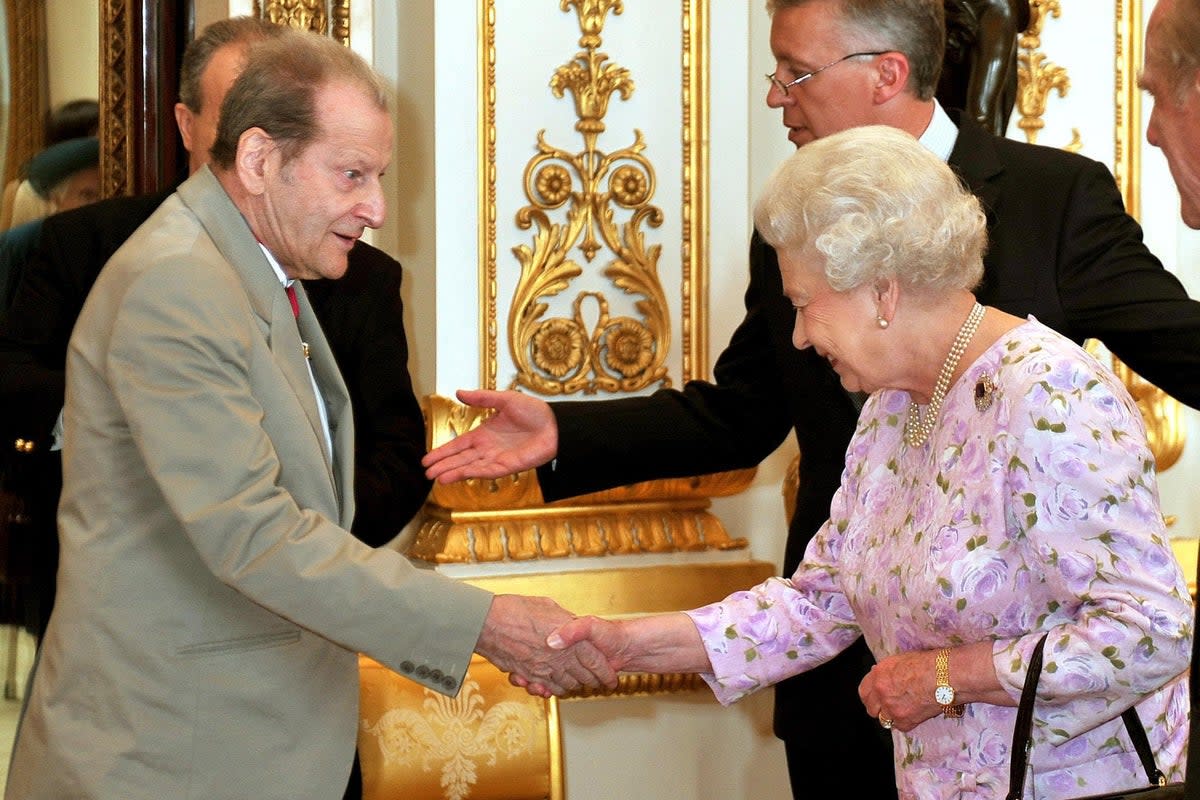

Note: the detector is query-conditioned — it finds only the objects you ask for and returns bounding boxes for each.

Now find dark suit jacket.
[0,191,430,628]
[537,114,1200,753]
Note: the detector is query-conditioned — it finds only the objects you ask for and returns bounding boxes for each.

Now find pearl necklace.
[904,302,985,447]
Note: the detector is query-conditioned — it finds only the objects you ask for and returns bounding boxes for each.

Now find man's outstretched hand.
[422,389,558,484]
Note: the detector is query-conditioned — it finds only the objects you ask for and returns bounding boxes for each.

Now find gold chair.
[358,654,564,800]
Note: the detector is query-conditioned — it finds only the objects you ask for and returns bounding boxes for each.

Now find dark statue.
[938,0,1033,136]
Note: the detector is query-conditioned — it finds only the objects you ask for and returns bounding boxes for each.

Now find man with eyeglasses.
[422,0,1200,796]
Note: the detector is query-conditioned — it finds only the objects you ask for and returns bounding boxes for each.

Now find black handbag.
[1005,612,1199,800]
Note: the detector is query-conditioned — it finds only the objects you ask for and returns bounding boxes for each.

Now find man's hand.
[474,595,618,697]
[422,389,558,484]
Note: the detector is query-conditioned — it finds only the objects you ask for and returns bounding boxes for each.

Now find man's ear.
[174,103,196,153]
[873,52,912,104]
[236,128,274,195]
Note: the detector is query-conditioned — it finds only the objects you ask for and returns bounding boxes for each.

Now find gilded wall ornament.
[252,0,351,45]
[508,2,671,396]
[1015,0,1081,151]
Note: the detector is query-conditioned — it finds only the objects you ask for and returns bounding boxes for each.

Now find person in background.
[22,137,101,219]
[547,124,1192,799]
[1,99,100,231]
[0,137,100,312]
[4,28,616,800]
[422,1,1200,796]
[1140,0,1200,230]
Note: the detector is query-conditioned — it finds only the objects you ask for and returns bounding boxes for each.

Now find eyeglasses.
[765,51,889,96]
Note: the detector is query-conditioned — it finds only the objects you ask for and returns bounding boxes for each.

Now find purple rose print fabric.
[686,319,1192,799]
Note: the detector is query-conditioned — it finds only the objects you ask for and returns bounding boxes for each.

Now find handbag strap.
[1005,632,1174,799]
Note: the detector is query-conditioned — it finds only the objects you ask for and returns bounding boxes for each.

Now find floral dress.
[686,319,1192,799]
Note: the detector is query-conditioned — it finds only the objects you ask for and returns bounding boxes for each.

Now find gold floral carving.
[252,0,351,45]
[480,2,708,388]
[509,3,671,396]
[412,395,754,564]
[1015,0,1080,151]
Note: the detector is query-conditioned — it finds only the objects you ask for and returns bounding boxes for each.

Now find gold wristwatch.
[934,648,965,718]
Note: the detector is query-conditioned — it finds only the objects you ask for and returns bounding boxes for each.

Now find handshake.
[473,594,632,697]
[474,594,707,696]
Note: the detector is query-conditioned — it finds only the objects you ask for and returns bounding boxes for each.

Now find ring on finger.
[879,714,893,730]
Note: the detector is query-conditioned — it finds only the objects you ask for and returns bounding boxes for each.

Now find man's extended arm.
[1052,157,1200,409]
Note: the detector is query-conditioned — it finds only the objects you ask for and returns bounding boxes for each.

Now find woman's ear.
[873,279,900,326]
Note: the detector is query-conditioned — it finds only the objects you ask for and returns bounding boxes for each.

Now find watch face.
[935,685,956,705]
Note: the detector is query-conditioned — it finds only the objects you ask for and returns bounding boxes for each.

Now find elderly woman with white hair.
[546,125,1192,798]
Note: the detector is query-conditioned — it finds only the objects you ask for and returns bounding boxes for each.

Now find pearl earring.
[876,315,889,329]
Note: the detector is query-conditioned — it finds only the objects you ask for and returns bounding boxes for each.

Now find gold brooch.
[974,374,995,411]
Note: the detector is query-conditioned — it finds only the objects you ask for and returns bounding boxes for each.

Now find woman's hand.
[859,641,1014,731]
[859,650,943,731]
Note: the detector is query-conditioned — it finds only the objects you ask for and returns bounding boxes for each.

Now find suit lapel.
[176,168,348,515]
[292,283,355,528]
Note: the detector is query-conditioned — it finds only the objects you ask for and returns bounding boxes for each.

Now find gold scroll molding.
[1114,0,1142,220]
[3,0,44,189]
[411,394,755,564]
[100,0,131,199]
[252,0,351,44]
[479,1,709,389]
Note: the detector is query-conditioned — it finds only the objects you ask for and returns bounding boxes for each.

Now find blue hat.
[27,137,100,197]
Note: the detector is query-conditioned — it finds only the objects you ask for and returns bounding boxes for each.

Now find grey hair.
[210,28,389,170]
[1148,0,1200,101]
[754,125,986,295]
[764,0,945,100]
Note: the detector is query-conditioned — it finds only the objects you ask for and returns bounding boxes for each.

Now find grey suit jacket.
[6,167,493,800]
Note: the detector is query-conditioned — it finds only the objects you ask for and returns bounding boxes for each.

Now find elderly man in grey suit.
[5,29,615,800]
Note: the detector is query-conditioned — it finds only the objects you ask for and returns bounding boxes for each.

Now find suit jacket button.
[415,665,431,678]
[399,660,415,674]
[442,676,458,691]
[430,669,444,682]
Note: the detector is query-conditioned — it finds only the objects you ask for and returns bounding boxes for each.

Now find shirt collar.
[259,243,292,288]
[918,100,958,163]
